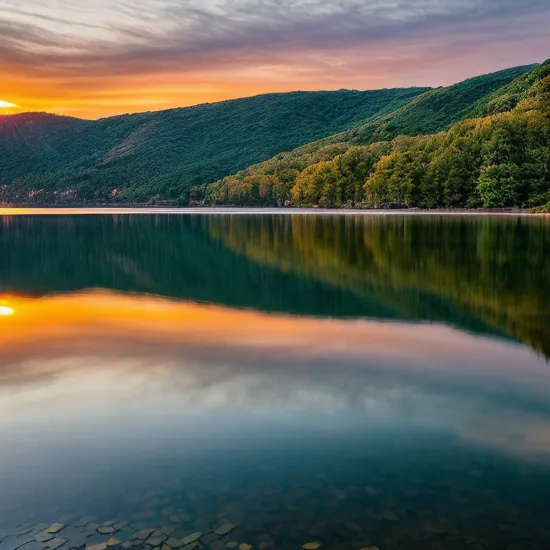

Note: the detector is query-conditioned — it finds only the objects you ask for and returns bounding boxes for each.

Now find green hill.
[0,88,426,204]
[206,62,550,209]
[1,61,547,209]
[334,64,537,145]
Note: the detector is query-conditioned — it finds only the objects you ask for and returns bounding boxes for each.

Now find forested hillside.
[206,62,550,210]
[1,62,547,209]
[0,88,426,204]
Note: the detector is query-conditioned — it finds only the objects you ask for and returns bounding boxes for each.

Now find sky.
[0,0,549,118]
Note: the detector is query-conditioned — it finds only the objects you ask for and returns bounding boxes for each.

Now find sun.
[0,100,17,110]
[0,305,15,316]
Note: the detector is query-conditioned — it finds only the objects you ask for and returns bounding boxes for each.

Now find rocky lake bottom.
[2,427,550,550]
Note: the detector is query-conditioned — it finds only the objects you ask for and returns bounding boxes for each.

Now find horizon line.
[0,60,541,121]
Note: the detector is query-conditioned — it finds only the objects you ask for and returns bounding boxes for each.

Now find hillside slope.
[335,64,537,146]
[0,88,426,204]
[206,62,550,208]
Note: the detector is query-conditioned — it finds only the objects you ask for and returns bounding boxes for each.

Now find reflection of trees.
[0,215,398,318]
[0,214,548,357]
[209,215,550,358]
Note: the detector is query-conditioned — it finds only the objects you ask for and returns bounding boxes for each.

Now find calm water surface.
[1,213,550,550]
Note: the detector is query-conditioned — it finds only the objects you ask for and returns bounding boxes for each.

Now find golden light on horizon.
[0,305,15,316]
[0,100,17,109]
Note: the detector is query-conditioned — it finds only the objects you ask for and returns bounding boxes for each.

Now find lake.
[1,212,550,550]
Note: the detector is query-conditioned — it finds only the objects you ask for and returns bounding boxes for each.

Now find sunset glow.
[0,305,15,316]
[0,100,16,109]
[0,1,549,118]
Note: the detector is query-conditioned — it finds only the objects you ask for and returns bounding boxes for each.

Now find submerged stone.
[98,528,116,535]
[164,539,184,549]
[302,543,322,550]
[146,536,165,547]
[57,528,89,548]
[46,538,68,550]
[199,534,217,546]
[131,530,155,541]
[35,533,56,543]
[214,524,235,536]
[181,533,201,546]
[75,518,97,528]
[152,528,174,538]
[29,523,51,536]
[22,543,49,550]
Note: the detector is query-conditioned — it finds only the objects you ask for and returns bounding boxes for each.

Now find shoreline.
[0,206,546,216]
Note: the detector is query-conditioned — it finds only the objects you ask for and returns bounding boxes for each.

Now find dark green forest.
[0,88,426,204]
[1,62,549,210]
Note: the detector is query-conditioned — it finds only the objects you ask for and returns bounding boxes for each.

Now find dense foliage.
[1,62,547,208]
[206,62,550,208]
[0,88,426,204]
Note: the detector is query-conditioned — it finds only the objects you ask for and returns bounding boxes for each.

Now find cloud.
[2,291,550,462]
[2,0,549,59]
[0,0,549,116]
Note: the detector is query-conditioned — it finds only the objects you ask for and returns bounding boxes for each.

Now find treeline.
[205,70,550,210]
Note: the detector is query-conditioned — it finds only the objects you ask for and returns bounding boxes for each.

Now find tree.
[477,163,520,207]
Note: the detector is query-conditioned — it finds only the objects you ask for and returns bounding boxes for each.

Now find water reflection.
[1,214,549,357]
[1,291,549,463]
[1,213,550,548]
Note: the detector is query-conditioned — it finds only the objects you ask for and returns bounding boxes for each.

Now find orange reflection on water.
[0,305,14,316]
[1,290,550,460]
[0,290,545,379]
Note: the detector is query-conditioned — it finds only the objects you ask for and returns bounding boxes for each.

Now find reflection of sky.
[1,290,550,466]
